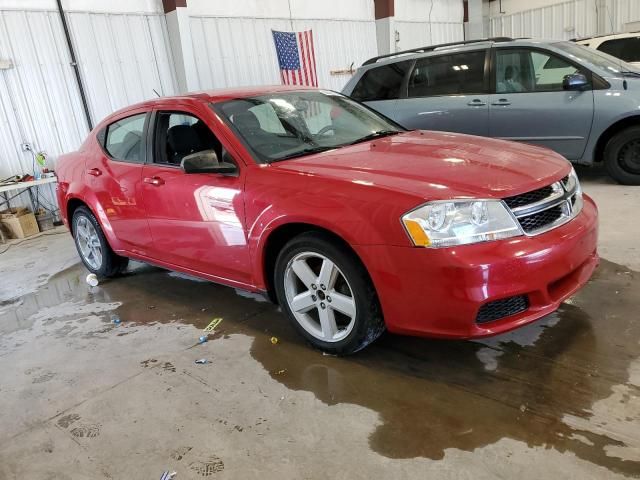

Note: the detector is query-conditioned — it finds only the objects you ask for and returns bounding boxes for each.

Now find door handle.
[87,168,102,177]
[143,176,165,186]
[491,99,511,106]
[467,99,487,106]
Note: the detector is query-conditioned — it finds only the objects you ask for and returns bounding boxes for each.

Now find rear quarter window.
[351,61,412,102]
[104,113,147,162]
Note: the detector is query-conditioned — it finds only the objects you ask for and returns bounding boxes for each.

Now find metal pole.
[56,0,93,131]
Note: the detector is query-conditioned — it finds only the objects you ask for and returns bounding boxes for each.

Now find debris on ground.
[203,317,223,333]
[195,358,209,364]
[198,335,208,344]
[270,336,279,345]
[111,315,121,324]
[274,369,286,375]
[85,273,98,287]
[160,471,177,480]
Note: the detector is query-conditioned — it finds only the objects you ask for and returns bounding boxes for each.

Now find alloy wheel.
[75,216,103,270]
[283,252,357,342]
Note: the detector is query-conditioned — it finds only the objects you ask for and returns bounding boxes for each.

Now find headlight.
[402,200,523,248]
[568,166,583,207]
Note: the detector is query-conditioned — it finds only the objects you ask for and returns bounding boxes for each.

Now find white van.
[575,32,640,67]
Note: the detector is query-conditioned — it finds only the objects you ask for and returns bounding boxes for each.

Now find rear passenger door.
[393,49,490,136]
[489,47,594,160]
[89,110,153,256]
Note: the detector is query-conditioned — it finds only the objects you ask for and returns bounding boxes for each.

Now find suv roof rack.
[362,37,515,66]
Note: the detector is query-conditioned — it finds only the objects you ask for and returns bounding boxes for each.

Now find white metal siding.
[189,16,378,92]
[490,0,640,40]
[0,9,176,182]
[395,21,464,50]
[67,12,178,125]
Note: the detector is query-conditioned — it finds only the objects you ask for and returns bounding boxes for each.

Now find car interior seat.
[167,125,203,165]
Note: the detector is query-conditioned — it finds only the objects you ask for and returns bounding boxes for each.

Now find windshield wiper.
[347,130,401,145]
[621,70,640,77]
[273,146,335,162]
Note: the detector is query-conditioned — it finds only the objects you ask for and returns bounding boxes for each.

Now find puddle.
[1,259,639,476]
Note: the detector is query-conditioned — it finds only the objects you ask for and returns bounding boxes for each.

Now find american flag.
[272,30,318,87]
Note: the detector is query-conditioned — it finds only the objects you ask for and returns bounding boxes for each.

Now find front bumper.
[357,195,599,338]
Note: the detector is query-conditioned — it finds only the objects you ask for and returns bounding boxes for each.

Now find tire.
[603,126,640,185]
[274,232,385,355]
[72,206,128,278]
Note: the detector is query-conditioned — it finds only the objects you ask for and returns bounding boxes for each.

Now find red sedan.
[56,86,599,354]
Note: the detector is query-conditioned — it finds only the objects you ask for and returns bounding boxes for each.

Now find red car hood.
[273,131,571,199]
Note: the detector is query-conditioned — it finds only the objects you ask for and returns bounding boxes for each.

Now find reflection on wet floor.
[0,259,638,476]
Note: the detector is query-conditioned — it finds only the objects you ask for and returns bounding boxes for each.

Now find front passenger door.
[489,48,594,160]
[140,107,252,286]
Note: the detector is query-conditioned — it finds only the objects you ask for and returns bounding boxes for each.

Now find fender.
[63,186,124,252]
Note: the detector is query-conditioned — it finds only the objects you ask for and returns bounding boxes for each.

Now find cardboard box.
[0,207,40,239]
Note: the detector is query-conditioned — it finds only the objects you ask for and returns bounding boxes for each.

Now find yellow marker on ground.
[203,317,223,333]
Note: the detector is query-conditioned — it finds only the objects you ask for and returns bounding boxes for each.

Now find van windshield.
[554,41,638,74]
[214,90,403,163]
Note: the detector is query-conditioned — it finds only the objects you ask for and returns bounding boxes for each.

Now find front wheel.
[603,126,640,185]
[72,206,128,278]
[274,232,385,355]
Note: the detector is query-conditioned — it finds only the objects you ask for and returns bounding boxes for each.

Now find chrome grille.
[503,185,554,209]
[503,174,582,236]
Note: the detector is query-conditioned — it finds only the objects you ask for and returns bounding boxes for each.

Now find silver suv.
[342,37,640,185]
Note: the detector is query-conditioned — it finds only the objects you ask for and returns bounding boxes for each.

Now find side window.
[104,113,146,162]
[496,49,582,93]
[598,37,640,63]
[408,50,486,97]
[153,111,223,166]
[350,61,411,102]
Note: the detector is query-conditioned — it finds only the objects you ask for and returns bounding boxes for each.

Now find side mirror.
[181,150,237,175]
[563,73,589,91]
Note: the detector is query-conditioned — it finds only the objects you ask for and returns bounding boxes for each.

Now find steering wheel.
[316,125,337,136]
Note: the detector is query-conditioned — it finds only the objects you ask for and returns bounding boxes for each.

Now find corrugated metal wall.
[190,16,377,92]
[394,21,463,50]
[395,0,464,50]
[490,0,640,40]
[0,9,176,184]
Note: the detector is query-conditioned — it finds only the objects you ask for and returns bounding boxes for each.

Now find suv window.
[104,113,146,162]
[598,37,640,63]
[351,61,412,102]
[496,49,582,93]
[408,50,486,97]
[153,111,222,166]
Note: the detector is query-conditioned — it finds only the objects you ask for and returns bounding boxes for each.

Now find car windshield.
[214,90,403,163]
[554,41,639,74]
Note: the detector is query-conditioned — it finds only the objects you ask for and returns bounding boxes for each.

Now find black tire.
[274,232,385,355]
[72,206,128,278]
[603,126,640,185]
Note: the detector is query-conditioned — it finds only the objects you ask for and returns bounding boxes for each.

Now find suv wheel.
[604,126,640,185]
[274,232,385,355]
[72,206,128,277]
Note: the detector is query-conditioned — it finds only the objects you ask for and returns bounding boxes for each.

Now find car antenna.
[153,89,161,98]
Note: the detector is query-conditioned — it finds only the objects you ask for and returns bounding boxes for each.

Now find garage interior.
[1,0,640,478]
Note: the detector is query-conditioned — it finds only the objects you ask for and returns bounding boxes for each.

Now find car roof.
[573,31,640,43]
[360,37,568,69]
[103,85,318,124]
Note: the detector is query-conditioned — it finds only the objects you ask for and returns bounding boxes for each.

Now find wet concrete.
[1,252,639,478]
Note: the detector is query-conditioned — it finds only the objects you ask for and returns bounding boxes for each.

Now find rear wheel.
[603,126,640,185]
[274,232,385,355]
[72,206,128,278]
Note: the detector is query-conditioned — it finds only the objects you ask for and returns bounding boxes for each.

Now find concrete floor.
[0,165,639,479]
